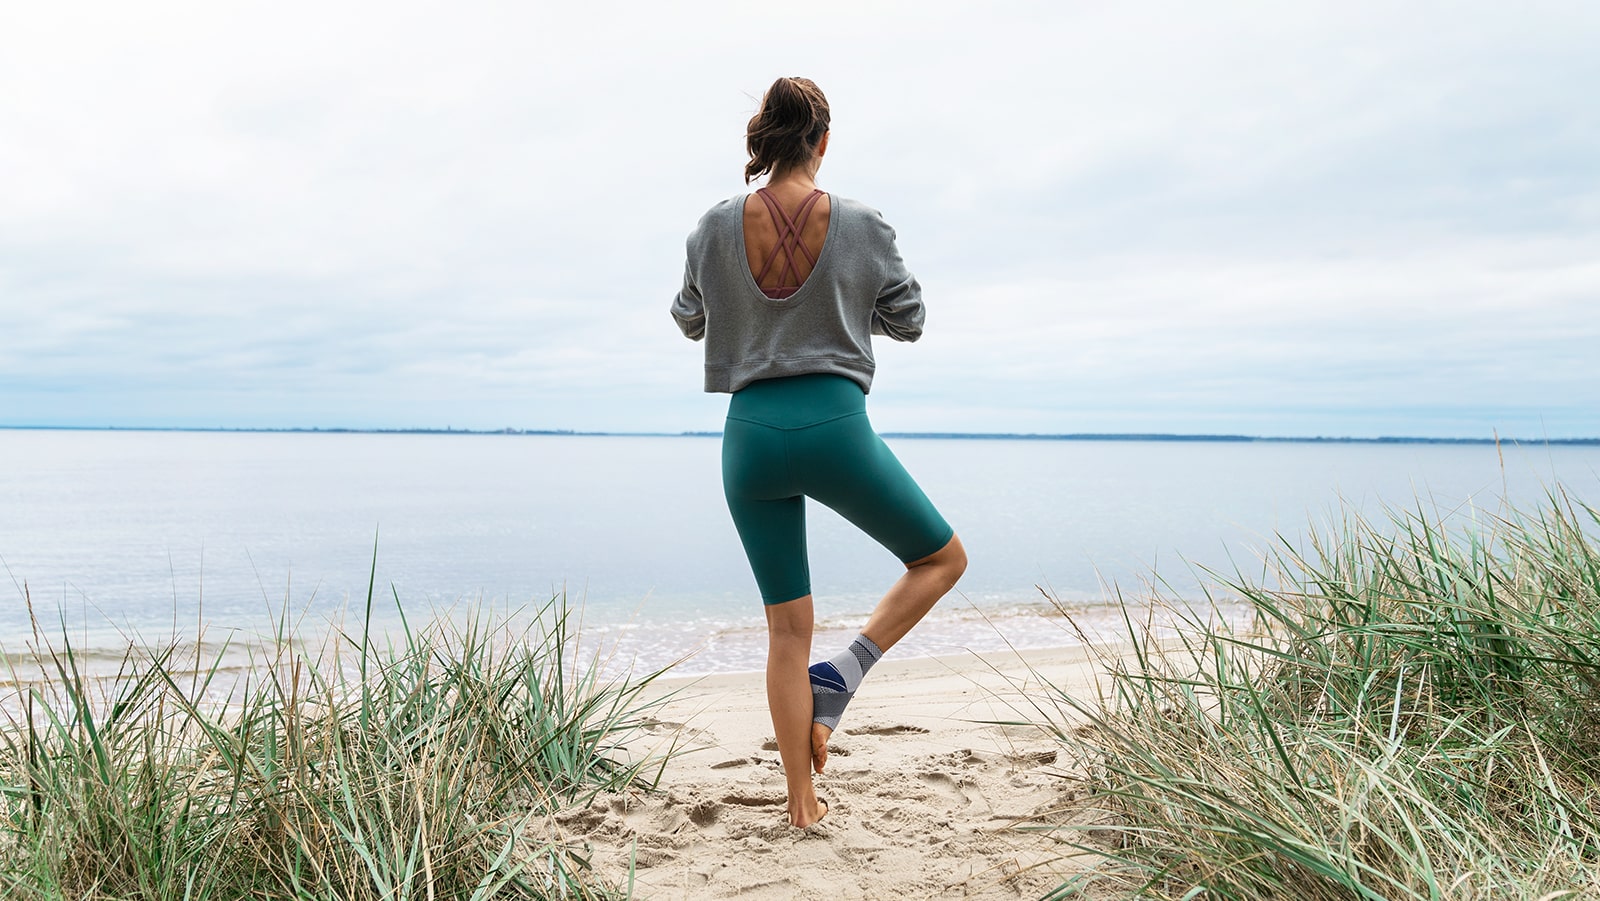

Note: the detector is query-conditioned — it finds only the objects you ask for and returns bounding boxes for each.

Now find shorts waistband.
[726,373,867,430]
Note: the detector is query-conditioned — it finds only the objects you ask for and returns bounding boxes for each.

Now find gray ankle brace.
[808,634,884,732]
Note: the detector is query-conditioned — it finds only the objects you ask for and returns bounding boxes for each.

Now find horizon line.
[2,424,1596,446]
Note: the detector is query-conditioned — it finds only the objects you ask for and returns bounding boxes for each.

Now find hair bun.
[744,77,830,184]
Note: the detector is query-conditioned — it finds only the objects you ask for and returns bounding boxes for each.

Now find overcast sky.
[2,1,1596,438]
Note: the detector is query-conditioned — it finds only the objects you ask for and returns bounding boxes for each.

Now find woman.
[671,77,966,829]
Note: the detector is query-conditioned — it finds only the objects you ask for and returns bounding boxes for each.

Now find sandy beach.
[569,645,1106,899]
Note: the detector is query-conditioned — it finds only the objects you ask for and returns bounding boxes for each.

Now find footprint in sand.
[757,738,851,757]
[642,719,715,744]
[1009,748,1057,767]
[631,846,676,868]
[554,804,610,831]
[846,723,929,736]
[720,791,786,807]
[687,798,722,826]
[921,769,995,819]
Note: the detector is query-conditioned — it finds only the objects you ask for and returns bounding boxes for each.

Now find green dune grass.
[0,587,678,900]
[1021,488,1600,899]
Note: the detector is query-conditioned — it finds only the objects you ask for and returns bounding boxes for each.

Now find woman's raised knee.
[909,534,966,586]
[944,534,968,576]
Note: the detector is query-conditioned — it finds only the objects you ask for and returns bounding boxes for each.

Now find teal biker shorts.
[722,374,955,605]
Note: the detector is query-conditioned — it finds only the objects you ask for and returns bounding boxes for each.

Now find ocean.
[2,429,1595,676]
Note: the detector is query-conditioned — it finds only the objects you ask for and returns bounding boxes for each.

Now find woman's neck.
[766,162,820,193]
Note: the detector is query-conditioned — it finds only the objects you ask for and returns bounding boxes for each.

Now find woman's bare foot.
[789,797,828,829]
[811,722,832,773]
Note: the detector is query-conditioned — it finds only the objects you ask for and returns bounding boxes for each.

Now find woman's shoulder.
[826,194,874,214]
[827,194,898,240]
[700,194,749,224]
[686,194,747,244]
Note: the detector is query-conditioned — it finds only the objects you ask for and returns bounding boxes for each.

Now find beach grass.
[1020,488,1600,899]
[0,587,678,900]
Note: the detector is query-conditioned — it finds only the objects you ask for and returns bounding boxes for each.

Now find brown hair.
[744,77,830,184]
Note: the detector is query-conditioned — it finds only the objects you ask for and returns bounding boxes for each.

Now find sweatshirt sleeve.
[869,214,925,342]
[670,257,706,341]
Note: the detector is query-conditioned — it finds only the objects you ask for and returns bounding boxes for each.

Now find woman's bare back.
[743,186,831,297]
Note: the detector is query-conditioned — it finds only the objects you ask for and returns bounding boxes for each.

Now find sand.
[565,645,1107,899]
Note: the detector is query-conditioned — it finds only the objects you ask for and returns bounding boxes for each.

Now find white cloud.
[2,1,1597,436]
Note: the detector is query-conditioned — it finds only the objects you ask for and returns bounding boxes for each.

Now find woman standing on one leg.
[671,77,967,829]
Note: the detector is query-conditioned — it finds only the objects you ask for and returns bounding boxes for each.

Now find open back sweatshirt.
[670,193,925,394]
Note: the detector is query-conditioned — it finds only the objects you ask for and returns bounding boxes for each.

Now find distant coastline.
[2,424,1596,446]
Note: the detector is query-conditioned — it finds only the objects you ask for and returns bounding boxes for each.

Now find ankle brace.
[808,634,884,732]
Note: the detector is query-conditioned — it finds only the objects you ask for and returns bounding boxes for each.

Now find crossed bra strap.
[753,188,824,299]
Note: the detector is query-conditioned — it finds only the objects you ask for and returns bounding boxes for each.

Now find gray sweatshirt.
[671,193,924,394]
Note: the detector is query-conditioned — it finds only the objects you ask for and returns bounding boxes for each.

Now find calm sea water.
[2,429,1596,675]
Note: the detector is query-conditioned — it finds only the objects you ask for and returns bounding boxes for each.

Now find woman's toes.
[811,722,832,773]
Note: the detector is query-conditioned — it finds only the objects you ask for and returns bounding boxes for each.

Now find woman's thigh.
[792,414,954,565]
[723,418,811,605]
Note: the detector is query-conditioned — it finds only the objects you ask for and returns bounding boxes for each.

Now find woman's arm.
[670,261,706,341]
[870,215,925,342]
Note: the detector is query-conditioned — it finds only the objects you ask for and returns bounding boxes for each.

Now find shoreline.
[0,594,1170,684]
[5,423,1598,444]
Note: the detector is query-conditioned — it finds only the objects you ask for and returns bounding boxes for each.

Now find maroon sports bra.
[751,188,825,299]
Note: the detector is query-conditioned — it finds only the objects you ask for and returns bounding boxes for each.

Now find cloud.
[1,1,1596,436]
